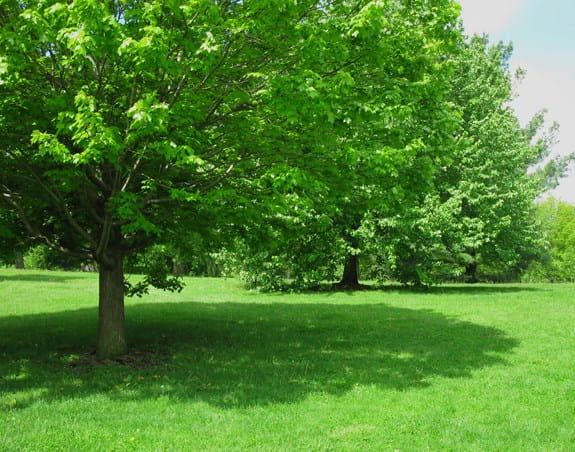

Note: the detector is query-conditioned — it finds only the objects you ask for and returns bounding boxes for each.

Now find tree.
[233,0,464,290]
[378,36,573,285]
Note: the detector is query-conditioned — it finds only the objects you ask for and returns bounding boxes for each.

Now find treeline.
[5,197,574,286]
[1,32,574,288]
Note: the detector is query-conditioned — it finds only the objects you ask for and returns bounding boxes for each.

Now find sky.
[457,0,575,204]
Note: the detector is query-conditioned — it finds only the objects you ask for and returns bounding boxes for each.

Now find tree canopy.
[234,34,573,289]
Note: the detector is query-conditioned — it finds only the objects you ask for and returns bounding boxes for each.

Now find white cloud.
[510,62,575,203]
[550,170,575,205]
[457,0,525,35]
[511,61,575,151]
[457,0,575,204]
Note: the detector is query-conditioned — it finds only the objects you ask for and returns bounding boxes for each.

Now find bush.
[24,245,82,270]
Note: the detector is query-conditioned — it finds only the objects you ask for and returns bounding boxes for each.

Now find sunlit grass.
[1,269,574,450]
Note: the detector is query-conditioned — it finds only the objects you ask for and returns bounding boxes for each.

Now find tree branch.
[12,157,98,249]
[1,190,92,261]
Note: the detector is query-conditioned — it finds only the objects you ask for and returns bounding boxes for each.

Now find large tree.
[0,0,366,356]
[232,0,463,290]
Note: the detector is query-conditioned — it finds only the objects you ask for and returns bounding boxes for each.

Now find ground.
[1,269,574,450]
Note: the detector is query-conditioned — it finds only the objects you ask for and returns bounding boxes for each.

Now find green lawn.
[1,269,574,451]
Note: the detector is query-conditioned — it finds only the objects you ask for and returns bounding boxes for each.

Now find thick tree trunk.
[97,250,127,358]
[338,253,361,288]
[14,251,24,269]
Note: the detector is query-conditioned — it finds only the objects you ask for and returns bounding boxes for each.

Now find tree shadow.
[378,285,546,295]
[312,283,545,296]
[0,301,518,409]
[0,273,88,283]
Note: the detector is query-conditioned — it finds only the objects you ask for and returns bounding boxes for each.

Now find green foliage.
[523,198,575,282]
[0,208,30,265]
[0,0,462,298]
[370,196,466,286]
[234,0,464,289]
[123,245,185,298]
[230,178,346,290]
[235,229,345,292]
[23,244,82,270]
[381,36,570,286]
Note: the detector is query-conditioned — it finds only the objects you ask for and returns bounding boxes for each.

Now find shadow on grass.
[0,301,518,409]
[0,273,89,283]
[380,285,545,295]
[310,284,545,296]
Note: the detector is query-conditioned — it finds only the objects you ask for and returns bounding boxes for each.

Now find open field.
[1,269,574,451]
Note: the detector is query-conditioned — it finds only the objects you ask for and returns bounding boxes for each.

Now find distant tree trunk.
[81,262,98,272]
[338,253,361,288]
[172,260,187,276]
[206,258,220,277]
[97,248,127,358]
[14,250,24,269]
[465,261,479,283]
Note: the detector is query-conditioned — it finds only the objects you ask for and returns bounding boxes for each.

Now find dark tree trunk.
[97,249,127,358]
[465,261,479,283]
[14,250,24,269]
[338,253,361,288]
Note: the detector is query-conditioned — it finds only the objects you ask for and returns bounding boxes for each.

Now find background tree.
[377,36,573,286]
[524,198,575,282]
[234,0,463,290]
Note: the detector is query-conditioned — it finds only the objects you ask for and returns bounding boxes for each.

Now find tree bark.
[338,253,361,288]
[97,249,127,358]
[14,250,24,269]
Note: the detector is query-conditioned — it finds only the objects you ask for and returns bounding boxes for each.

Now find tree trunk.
[465,261,479,283]
[338,253,361,288]
[14,250,24,269]
[97,250,127,358]
[172,260,187,276]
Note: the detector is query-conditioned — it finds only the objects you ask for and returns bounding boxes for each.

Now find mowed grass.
[0,269,574,451]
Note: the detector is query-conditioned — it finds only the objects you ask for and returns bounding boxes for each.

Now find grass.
[0,269,574,451]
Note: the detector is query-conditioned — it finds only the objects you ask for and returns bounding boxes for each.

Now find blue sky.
[458,0,575,204]
[495,0,575,69]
